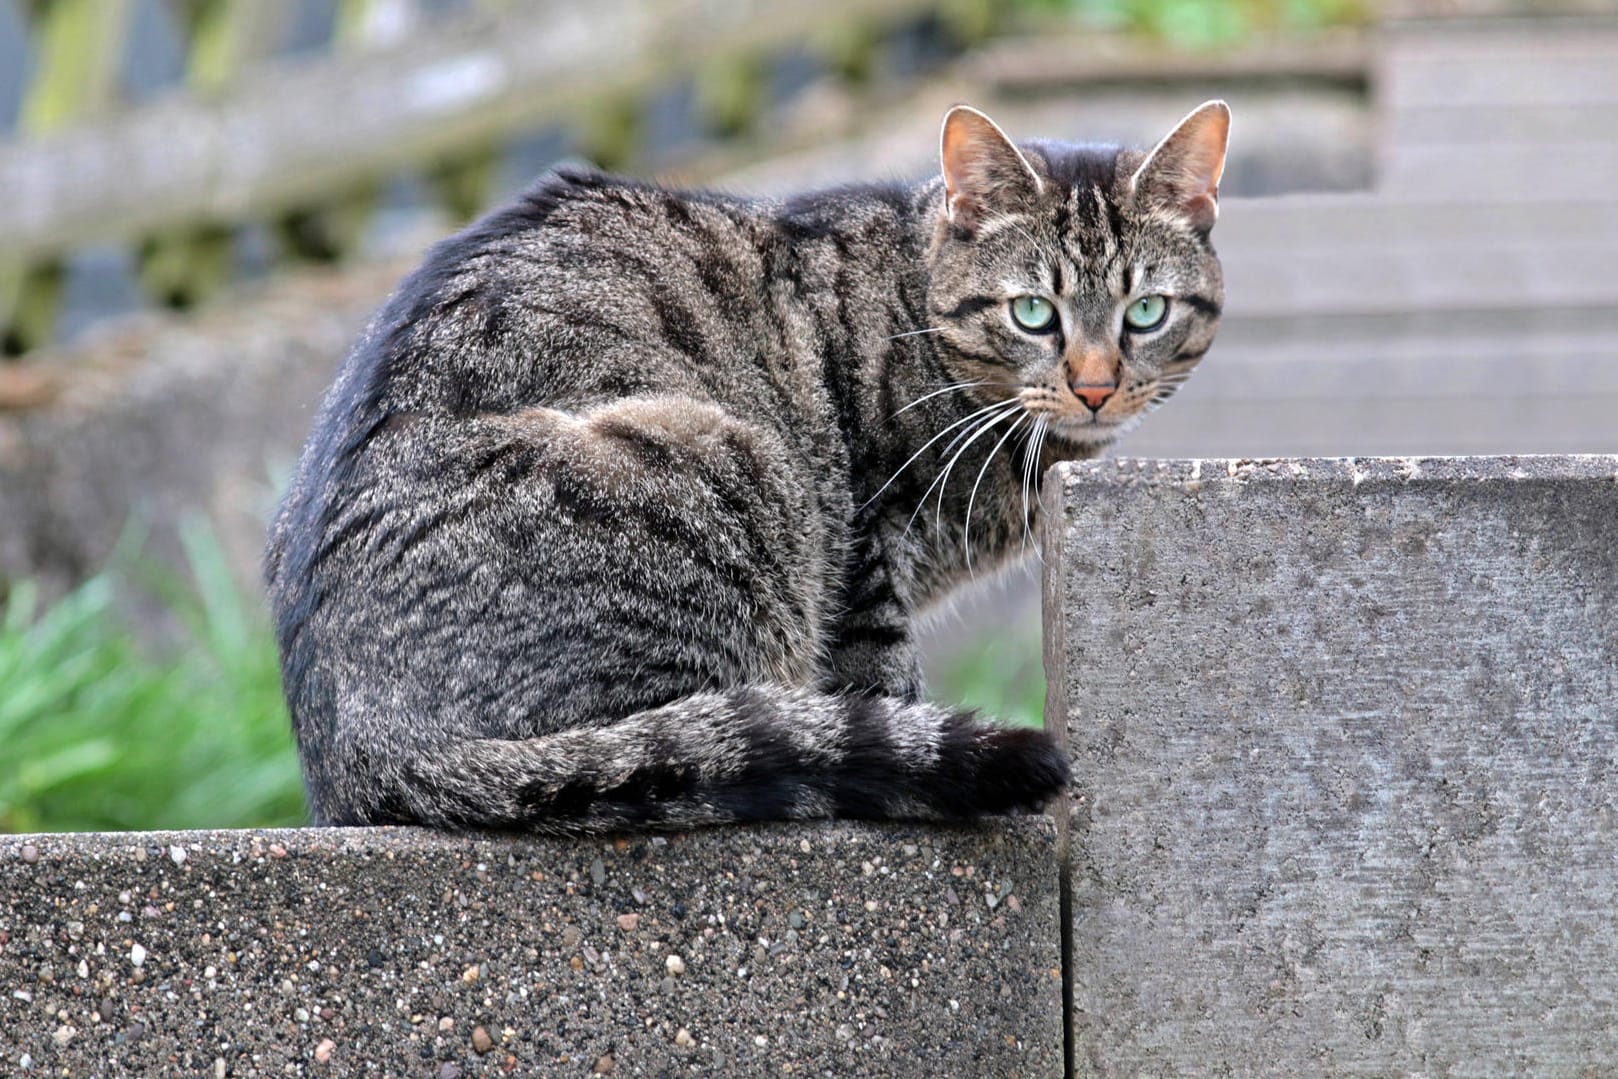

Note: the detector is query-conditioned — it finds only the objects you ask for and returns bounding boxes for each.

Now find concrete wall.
[8,453,1616,1077]
[1045,454,1618,1076]
[0,822,1062,1077]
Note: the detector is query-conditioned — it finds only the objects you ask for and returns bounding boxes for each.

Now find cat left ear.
[1130,100,1231,232]
[940,105,1043,228]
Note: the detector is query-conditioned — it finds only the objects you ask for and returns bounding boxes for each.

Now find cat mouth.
[1044,413,1121,444]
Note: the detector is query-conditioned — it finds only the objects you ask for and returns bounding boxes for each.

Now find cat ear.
[1130,100,1230,232]
[940,105,1043,228]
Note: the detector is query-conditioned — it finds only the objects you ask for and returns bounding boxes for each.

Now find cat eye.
[1010,295,1057,333]
[1123,295,1169,332]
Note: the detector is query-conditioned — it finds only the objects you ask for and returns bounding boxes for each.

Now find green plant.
[1016,0,1370,48]
[0,522,304,833]
[931,617,1047,729]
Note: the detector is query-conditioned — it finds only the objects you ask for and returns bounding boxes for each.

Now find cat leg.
[822,535,925,700]
[821,620,922,701]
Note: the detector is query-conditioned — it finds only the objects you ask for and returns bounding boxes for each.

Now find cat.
[264,101,1229,832]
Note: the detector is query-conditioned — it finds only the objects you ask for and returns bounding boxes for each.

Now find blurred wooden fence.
[0,0,993,356]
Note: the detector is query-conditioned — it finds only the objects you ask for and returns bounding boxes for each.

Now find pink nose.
[1071,382,1117,410]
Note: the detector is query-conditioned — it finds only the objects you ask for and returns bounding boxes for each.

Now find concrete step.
[1126,391,1618,458]
[1220,239,1618,317]
[1192,328,1618,400]
[0,823,1064,1076]
[1375,143,1618,201]
[1219,195,1618,251]
[1379,18,1618,111]
[1046,454,1618,1074]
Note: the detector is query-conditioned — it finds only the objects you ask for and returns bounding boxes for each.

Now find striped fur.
[264,103,1229,831]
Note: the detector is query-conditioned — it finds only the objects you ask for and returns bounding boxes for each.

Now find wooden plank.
[269,0,388,263]
[137,0,290,307]
[0,0,940,263]
[0,0,133,354]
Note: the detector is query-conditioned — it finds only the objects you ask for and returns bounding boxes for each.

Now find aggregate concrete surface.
[1046,454,1618,1076]
[0,821,1061,1077]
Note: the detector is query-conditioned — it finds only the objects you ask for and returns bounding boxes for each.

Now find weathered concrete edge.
[1057,453,1618,491]
[1039,473,1076,1079]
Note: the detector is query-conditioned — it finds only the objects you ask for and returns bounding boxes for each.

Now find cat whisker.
[885,327,947,341]
[964,413,1028,578]
[890,379,988,419]
[1019,415,1047,555]
[935,397,1016,462]
[904,400,1022,539]
[861,395,1018,511]
[1029,417,1052,564]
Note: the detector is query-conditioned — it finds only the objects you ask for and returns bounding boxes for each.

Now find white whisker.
[905,401,1022,539]
[1020,415,1047,554]
[861,396,1017,511]
[964,413,1027,578]
[935,398,1013,461]
[885,327,947,341]
[890,379,987,419]
[1030,418,1051,564]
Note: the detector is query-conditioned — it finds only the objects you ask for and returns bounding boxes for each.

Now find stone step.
[1044,454,1618,1075]
[1189,329,1618,400]
[1379,18,1618,111]
[1375,143,1618,201]
[1219,239,1618,317]
[1219,195,1618,250]
[0,823,1063,1077]
[1126,392,1618,458]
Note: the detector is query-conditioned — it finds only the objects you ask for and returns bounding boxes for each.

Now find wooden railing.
[0,0,994,356]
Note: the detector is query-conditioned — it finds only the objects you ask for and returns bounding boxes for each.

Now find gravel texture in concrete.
[1045,454,1618,1076]
[0,821,1061,1077]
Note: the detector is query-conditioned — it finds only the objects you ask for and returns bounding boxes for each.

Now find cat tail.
[386,686,1069,834]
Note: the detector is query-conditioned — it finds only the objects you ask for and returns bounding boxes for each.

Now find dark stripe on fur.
[935,295,999,320]
[383,686,1068,834]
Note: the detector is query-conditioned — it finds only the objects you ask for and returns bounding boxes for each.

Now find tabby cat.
[265,101,1230,831]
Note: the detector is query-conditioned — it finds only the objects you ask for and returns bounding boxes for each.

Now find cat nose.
[1069,381,1117,411]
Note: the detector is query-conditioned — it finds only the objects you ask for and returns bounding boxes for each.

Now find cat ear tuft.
[1130,100,1230,232]
[940,105,1043,228]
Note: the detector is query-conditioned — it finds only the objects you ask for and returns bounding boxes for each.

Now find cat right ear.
[940,105,1043,229]
[1130,100,1231,232]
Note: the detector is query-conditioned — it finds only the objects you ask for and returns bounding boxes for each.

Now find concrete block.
[1044,455,1618,1076]
[0,822,1062,1077]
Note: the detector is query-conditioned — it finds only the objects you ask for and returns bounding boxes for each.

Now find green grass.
[0,523,304,834]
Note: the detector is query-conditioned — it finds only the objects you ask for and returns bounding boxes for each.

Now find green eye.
[1010,296,1056,332]
[1124,295,1168,332]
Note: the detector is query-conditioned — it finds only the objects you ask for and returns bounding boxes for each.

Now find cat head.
[925,101,1229,449]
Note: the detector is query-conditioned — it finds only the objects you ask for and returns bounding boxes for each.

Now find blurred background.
[1,0,1614,832]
